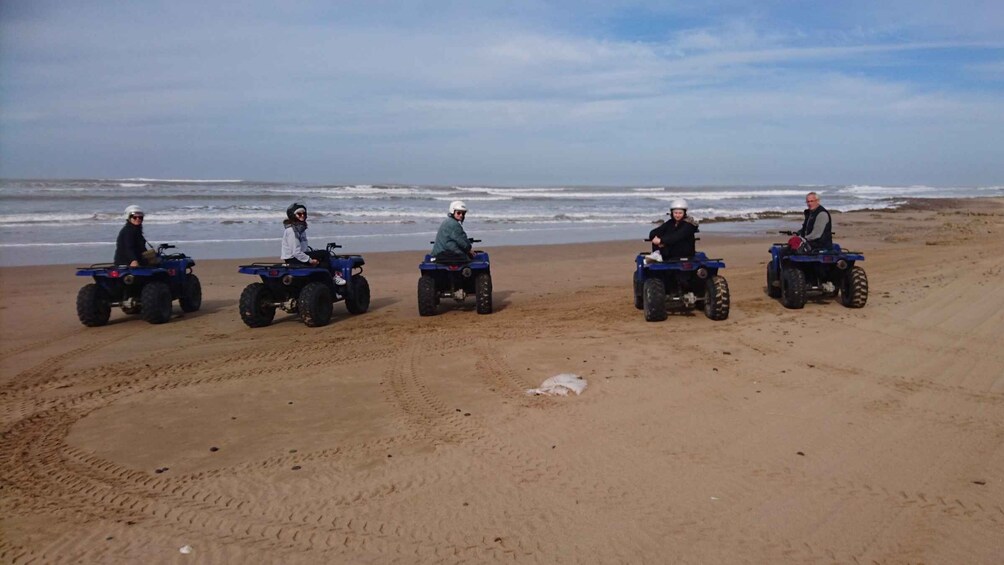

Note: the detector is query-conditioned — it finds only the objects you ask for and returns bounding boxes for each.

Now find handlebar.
[469,238,481,243]
[326,242,343,249]
[157,244,176,251]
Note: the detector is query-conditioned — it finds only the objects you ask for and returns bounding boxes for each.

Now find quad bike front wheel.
[345,275,371,314]
[704,275,730,321]
[77,283,112,327]
[643,277,668,322]
[781,268,807,309]
[299,282,333,327]
[633,274,643,310]
[180,274,202,313]
[840,266,868,308]
[475,272,493,315]
[239,282,276,328]
[140,281,173,324]
[417,274,438,316]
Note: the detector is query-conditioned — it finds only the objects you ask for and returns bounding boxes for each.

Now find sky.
[1,0,1002,186]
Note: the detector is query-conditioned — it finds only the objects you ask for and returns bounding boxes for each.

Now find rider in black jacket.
[114,205,149,266]
[648,198,699,261]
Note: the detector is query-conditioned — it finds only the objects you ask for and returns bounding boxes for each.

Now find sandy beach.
[1,198,1002,564]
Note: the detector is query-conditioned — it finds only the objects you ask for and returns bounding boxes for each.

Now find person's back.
[432,200,472,260]
[114,205,148,266]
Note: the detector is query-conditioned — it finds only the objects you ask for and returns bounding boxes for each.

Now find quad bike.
[632,241,730,322]
[75,243,201,326]
[766,231,867,309]
[417,239,492,316]
[237,242,370,327]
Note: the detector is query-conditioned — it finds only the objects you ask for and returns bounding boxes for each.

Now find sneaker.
[333,273,347,286]
[645,250,663,263]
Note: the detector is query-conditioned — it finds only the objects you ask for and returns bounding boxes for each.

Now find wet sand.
[1,198,1003,563]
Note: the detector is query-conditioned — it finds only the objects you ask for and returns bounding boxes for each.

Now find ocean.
[1,179,1001,266]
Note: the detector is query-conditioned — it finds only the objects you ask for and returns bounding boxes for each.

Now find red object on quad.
[788,236,805,251]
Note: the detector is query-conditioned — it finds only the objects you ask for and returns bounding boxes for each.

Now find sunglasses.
[130,215,144,220]
[295,212,307,217]
[454,210,467,216]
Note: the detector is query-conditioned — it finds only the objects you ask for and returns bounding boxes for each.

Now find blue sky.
[1,0,1002,185]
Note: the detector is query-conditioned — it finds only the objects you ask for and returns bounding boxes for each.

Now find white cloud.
[1,1,1002,183]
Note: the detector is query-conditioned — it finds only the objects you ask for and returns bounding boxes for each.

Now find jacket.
[798,205,832,250]
[648,216,699,258]
[114,222,148,265]
[431,216,472,256]
[281,221,311,262]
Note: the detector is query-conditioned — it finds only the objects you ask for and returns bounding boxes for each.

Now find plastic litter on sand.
[526,374,587,396]
[179,545,193,554]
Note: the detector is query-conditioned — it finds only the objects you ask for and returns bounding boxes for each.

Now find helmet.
[124,204,144,219]
[448,200,468,214]
[668,198,688,212]
[286,202,307,222]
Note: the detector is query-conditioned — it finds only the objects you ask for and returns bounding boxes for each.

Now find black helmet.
[286,202,307,222]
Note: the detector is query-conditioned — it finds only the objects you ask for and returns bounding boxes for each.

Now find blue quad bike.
[766,231,868,309]
[75,243,202,326]
[237,243,370,328]
[632,243,730,322]
[417,239,492,316]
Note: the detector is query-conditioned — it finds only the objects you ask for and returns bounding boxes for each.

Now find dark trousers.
[286,250,330,269]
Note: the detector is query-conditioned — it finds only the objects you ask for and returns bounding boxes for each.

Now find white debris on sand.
[525,374,587,396]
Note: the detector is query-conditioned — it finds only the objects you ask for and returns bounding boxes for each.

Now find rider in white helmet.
[431,200,474,260]
[115,204,150,266]
[646,198,699,262]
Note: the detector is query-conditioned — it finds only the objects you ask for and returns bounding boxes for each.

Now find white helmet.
[448,200,468,214]
[124,204,144,219]
[668,198,688,212]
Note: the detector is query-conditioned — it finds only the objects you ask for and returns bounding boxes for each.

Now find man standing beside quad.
[432,200,474,261]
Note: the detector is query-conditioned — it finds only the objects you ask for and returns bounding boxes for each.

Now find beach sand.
[2,198,1002,564]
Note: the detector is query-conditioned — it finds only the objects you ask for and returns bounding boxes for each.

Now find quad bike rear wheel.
[345,275,371,314]
[417,274,438,316]
[239,282,276,328]
[180,274,202,313]
[299,282,333,327]
[781,268,807,309]
[140,281,173,324]
[840,266,868,308]
[643,277,668,322]
[766,263,781,298]
[704,275,731,321]
[475,272,493,315]
[77,283,112,327]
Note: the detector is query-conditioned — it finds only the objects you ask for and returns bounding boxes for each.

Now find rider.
[114,204,150,267]
[432,200,474,261]
[795,191,832,252]
[281,202,345,285]
[646,199,698,262]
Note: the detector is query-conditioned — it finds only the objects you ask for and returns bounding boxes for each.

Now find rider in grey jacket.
[432,200,473,259]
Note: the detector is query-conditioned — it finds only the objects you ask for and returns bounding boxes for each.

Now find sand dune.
[1,199,1002,563]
